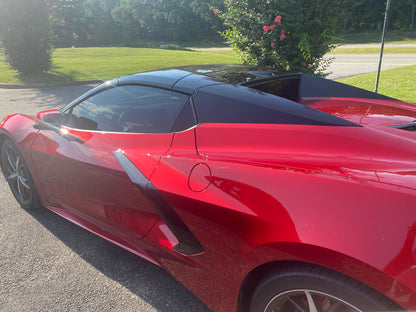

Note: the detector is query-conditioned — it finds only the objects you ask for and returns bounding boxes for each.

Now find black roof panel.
[119,70,192,90]
[193,84,358,127]
[172,74,220,93]
[298,73,396,101]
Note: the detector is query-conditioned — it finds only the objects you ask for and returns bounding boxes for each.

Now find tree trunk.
[411,4,415,29]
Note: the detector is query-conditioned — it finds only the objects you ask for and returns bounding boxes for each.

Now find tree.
[347,0,386,31]
[111,0,223,45]
[341,0,416,31]
[219,0,352,75]
[0,0,52,75]
[390,0,416,30]
[49,0,121,47]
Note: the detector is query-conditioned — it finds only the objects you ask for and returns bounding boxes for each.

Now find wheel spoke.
[17,177,25,202]
[6,149,16,171]
[7,172,17,180]
[288,297,307,312]
[305,291,318,312]
[2,141,36,207]
[19,176,31,191]
[15,155,20,172]
[265,290,363,312]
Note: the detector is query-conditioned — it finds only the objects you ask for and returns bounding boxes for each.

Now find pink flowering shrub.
[217,0,343,75]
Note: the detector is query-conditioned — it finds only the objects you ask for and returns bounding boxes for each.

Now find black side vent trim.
[112,150,204,255]
[388,123,416,132]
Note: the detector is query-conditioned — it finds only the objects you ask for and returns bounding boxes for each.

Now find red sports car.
[1,66,416,312]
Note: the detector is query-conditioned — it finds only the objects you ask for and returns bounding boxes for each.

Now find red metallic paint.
[301,97,416,127]
[2,98,416,311]
[35,109,61,122]
[147,125,416,311]
[188,163,211,192]
[29,126,174,239]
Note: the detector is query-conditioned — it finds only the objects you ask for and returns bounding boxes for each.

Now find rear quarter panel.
[149,123,416,311]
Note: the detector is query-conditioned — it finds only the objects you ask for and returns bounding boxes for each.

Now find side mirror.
[33,109,85,144]
[33,110,61,131]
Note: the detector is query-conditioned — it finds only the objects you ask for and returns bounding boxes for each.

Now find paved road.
[338,43,416,48]
[326,53,416,79]
[194,46,416,80]
[0,86,212,312]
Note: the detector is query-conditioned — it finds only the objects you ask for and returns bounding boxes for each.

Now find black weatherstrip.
[112,150,204,255]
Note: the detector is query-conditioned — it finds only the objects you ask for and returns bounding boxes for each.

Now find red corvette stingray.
[1,66,416,312]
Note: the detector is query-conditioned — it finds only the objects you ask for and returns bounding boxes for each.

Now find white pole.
[375,0,392,93]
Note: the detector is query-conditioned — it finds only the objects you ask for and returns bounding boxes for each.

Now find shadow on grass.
[18,68,85,84]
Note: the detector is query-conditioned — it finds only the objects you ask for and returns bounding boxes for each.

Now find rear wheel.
[1,139,39,209]
[249,265,403,312]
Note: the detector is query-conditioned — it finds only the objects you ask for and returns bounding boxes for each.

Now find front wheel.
[1,139,39,209]
[249,265,403,312]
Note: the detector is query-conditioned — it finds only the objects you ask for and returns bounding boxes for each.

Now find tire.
[1,139,40,209]
[249,264,403,312]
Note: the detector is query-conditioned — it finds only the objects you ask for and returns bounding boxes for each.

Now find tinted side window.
[62,86,189,133]
[251,78,300,101]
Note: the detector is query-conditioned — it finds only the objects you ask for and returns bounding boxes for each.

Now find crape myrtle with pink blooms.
[216,0,349,76]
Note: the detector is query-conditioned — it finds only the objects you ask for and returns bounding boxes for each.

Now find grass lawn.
[337,64,416,103]
[0,47,238,85]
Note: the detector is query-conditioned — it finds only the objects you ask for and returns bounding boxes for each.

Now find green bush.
[218,0,348,75]
[0,0,51,75]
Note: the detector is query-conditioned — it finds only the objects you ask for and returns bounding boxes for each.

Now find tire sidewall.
[250,270,395,312]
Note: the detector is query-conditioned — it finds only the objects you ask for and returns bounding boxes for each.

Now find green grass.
[332,31,416,44]
[1,46,415,103]
[330,47,416,54]
[0,54,19,84]
[0,47,238,85]
[198,49,236,56]
[337,64,416,103]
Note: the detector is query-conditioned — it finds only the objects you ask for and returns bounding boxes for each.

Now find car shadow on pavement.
[35,85,97,107]
[0,85,99,118]
[31,84,99,109]
[26,205,212,312]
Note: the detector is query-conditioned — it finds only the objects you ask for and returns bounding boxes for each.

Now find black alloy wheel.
[249,264,404,312]
[1,139,39,209]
